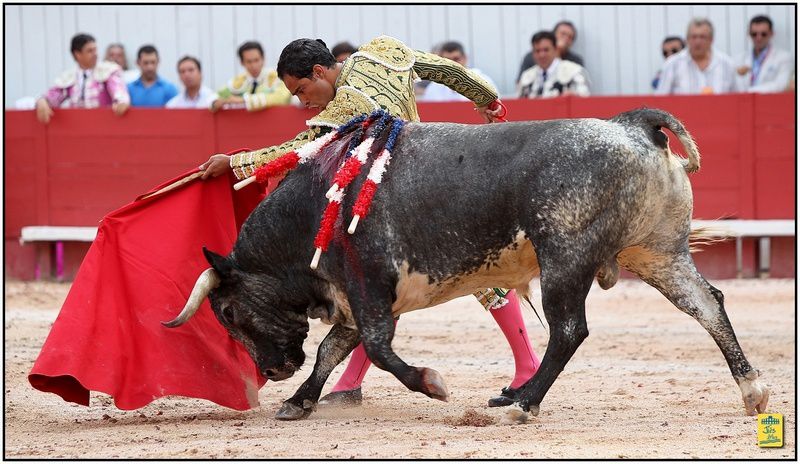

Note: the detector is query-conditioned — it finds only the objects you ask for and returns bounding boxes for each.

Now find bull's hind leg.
[503,258,596,424]
[619,247,769,415]
[275,324,361,420]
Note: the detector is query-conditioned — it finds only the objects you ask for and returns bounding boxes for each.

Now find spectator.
[127,45,178,107]
[553,20,584,66]
[166,56,215,109]
[517,20,583,82]
[652,36,686,90]
[104,43,139,83]
[35,33,130,124]
[655,18,737,95]
[418,41,498,102]
[330,41,358,62]
[518,31,590,98]
[210,41,292,112]
[734,15,793,93]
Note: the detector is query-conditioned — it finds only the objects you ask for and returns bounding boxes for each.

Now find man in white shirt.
[166,56,215,109]
[517,31,590,98]
[735,15,793,93]
[418,41,498,102]
[655,18,737,95]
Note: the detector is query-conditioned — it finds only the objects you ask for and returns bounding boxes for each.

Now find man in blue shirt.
[127,45,178,107]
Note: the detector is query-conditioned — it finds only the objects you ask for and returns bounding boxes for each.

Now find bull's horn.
[161,268,221,328]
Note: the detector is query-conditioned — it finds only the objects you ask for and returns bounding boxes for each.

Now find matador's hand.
[199,154,232,179]
[475,101,505,123]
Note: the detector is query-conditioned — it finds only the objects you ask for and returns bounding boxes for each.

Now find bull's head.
[163,248,309,382]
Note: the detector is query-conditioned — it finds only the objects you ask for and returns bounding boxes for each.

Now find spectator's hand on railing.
[199,154,232,180]
[36,99,53,124]
[210,98,225,113]
[210,96,246,113]
[112,102,130,117]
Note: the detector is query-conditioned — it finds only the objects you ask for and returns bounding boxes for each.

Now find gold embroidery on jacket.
[308,86,380,128]
[412,51,498,106]
[230,35,496,178]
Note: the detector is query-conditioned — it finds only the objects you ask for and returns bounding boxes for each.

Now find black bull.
[165,108,769,423]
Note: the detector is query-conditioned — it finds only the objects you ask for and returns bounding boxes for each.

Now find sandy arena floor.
[4,278,795,459]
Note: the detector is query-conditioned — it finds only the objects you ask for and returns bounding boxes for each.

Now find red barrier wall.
[4,94,795,280]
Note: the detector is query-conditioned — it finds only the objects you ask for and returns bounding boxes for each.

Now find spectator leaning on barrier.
[418,41,498,102]
[330,41,358,62]
[166,56,215,109]
[652,36,685,90]
[210,41,292,112]
[734,15,793,93]
[517,20,584,83]
[655,18,737,95]
[104,43,140,84]
[127,45,178,107]
[35,33,130,124]
[518,30,590,98]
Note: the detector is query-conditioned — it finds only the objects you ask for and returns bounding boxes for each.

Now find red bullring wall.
[5,93,795,280]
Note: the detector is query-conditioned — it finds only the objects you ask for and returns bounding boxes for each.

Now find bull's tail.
[613,108,701,173]
[688,223,734,253]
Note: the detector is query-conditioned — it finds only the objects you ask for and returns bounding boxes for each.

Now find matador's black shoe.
[487,386,519,407]
[318,387,363,407]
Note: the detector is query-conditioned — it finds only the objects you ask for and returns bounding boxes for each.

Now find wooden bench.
[19,226,98,280]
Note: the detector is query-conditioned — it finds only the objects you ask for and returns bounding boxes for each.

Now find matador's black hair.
[277,38,337,80]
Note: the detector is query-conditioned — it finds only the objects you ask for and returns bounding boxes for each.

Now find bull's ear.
[203,247,233,277]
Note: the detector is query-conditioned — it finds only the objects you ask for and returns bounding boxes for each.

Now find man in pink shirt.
[36,33,130,124]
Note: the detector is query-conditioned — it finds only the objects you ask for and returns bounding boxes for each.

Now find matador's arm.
[229,85,375,180]
[412,51,498,106]
[229,127,322,180]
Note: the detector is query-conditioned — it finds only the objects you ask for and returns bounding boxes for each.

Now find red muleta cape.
[28,169,269,410]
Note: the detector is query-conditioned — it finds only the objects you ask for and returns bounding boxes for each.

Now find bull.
[165,108,769,423]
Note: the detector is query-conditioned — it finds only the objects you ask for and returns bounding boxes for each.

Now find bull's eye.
[221,305,235,325]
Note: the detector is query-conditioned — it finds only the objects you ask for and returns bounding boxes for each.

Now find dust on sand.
[4,279,795,459]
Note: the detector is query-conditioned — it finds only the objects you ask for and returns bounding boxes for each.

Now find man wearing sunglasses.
[652,36,685,90]
[655,18,737,95]
[735,15,793,93]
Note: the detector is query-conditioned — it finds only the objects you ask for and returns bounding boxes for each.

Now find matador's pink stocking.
[330,319,398,393]
[489,289,541,389]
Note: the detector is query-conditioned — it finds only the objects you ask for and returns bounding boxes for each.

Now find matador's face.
[283,65,336,110]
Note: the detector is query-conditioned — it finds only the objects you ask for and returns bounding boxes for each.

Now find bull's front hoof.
[738,370,770,416]
[275,400,315,421]
[418,367,449,402]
